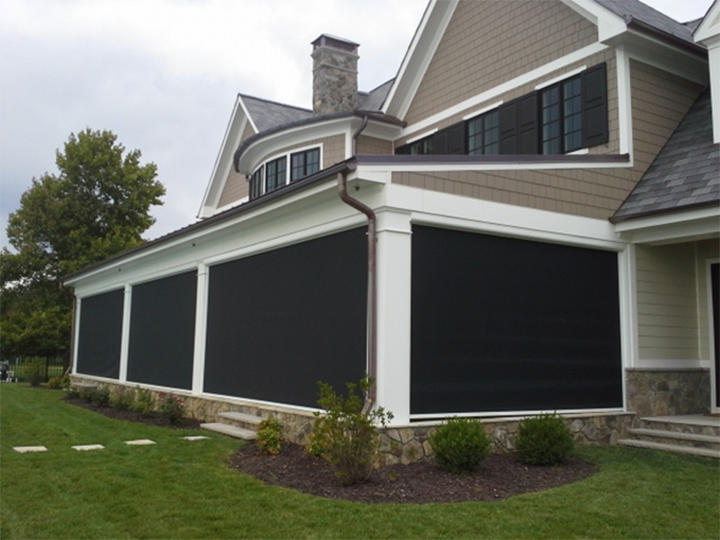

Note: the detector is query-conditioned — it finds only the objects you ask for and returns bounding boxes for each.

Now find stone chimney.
[311,34,359,116]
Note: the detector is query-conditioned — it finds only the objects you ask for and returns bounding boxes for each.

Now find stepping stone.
[125,439,155,446]
[14,446,48,453]
[72,444,104,451]
[181,435,210,441]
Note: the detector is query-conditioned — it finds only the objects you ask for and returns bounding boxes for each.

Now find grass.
[1,383,718,539]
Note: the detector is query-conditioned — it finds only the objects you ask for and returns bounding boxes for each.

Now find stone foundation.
[625,368,710,418]
[376,413,634,466]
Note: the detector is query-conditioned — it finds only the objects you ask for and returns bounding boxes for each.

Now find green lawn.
[1,384,718,540]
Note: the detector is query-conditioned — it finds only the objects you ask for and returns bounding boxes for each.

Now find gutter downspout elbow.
[338,115,377,415]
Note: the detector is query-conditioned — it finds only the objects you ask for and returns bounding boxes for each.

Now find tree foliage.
[0,128,165,358]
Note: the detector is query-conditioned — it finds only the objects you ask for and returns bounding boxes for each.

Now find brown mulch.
[63,392,597,504]
[230,442,597,504]
[63,396,203,429]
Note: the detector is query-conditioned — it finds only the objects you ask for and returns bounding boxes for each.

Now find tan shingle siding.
[356,136,392,155]
[217,170,248,208]
[636,244,701,361]
[405,0,597,126]
[241,121,256,143]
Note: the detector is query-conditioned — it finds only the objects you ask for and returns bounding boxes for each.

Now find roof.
[593,0,699,43]
[612,89,719,222]
[240,95,312,133]
[358,79,394,111]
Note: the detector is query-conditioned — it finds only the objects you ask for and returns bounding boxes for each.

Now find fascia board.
[614,206,720,245]
[694,0,720,43]
[198,96,249,219]
[560,0,627,41]
[382,0,458,120]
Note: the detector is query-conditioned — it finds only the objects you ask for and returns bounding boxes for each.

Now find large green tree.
[0,128,165,359]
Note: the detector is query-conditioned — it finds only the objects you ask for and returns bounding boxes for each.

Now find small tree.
[311,378,393,485]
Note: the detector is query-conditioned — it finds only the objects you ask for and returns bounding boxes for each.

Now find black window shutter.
[433,128,449,154]
[582,62,608,148]
[446,123,466,155]
[395,144,410,155]
[499,100,518,154]
[517,93,539,154]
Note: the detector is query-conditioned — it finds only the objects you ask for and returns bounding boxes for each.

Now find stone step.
[217,411,263,429]
[629,428,720,451]
[639,416,720,437]
[200,422,256,440]
[618,438,720,459]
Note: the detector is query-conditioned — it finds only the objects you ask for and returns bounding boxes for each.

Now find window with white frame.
[248,146,321,200]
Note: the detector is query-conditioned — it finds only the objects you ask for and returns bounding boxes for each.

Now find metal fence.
[2,356,68,383]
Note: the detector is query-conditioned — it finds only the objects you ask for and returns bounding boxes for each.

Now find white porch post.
[119,284,132,382]
[192,263,209,395]
[375,209,413,425]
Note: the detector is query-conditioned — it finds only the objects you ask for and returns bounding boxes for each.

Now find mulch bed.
[64,397,203,429]
[63,392,597,504]
[230,442,597,504]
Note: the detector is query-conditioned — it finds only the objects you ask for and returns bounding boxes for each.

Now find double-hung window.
[264,156,287,194]
[248,146,322,201]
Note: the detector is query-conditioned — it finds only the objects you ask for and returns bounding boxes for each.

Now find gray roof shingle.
[612,89,719,221]
[593,0,699,43]
[240,95,312,133]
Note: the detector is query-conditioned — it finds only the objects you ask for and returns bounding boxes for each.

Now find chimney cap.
[311,34,359,53]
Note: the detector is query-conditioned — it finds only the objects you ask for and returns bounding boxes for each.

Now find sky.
[0,0,714,250]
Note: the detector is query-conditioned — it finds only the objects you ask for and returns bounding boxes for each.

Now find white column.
[374,209,413,425]
[192,263,209,395]
[119,284,132,382]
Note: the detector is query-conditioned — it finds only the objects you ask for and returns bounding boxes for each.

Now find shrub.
[23,358,46,386]
[47,375,70,389]
[132,387,155,415]
[515,413,574,466]
[89,387,111,407]
[311,377,393,486]
[65,386,82,399]
[109,387,136,411]
[256,418,283,455]
[429,417,492,473]
[157,393,186,424]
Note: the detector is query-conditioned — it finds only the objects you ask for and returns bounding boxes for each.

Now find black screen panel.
[204,228,367,408]
[76,289,124,379]
[411,226,622,414]
[127,271,197,389]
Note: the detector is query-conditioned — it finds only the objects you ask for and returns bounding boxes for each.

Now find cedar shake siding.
[636,244,700,361]
[356,135,393,155]
[217,169,248,208]
[405,0,597,126]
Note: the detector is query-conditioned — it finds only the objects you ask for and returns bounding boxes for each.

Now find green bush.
[515,413,574,466]
[65,386,82,399]
[47,375,70,389]
[89,387,111,407]
[23,358,46,386]
[311,377,393,486]
[109,387,136,411]
[429,417,492,473]
[157,393,186,424]
[256,418,283,455]
[131,387,155,415]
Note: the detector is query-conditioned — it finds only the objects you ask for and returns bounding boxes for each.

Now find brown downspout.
[338,115,376,414]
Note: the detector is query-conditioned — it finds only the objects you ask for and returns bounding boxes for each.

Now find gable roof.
[240,95,312,134]
[612,89,719,222]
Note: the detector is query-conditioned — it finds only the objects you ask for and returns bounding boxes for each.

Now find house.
[65,0,719,459]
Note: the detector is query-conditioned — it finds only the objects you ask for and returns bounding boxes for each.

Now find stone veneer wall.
[70,376,635,466]
[625,368,711,419]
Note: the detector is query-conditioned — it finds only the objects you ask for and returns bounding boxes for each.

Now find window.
[249,167,263,200]
[541,75,582,154]
[265,156,286,194]
[467,110,499,155]
[248,146,322,200]
[290,148,320,182]
[395,63,608,157]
